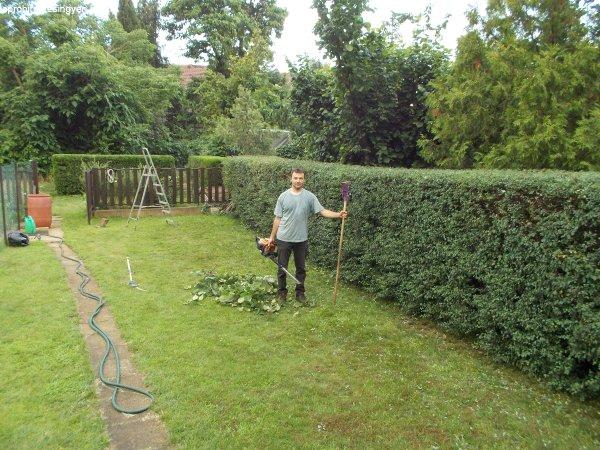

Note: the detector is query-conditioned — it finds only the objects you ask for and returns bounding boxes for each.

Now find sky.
[32,0,489,71]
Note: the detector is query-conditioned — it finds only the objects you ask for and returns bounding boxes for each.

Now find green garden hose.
[47,234,154,414]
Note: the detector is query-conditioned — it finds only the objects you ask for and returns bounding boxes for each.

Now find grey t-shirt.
[274,189,324,242]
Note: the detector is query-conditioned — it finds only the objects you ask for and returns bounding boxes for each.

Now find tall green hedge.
[187,155,225,168]
[188,155,225,186]
[223,156,600,399]
[52,154,176,195]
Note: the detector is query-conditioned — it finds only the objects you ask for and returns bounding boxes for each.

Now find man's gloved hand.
[258,237,276,255]
[265,238,276,252]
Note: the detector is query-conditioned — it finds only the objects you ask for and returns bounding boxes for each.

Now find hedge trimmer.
[255,237,300,284]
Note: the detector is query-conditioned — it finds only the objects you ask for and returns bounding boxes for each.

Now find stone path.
[42,218,170,449]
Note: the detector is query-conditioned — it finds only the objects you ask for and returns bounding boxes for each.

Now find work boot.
[296,292,308,305]
[278,291,288,304]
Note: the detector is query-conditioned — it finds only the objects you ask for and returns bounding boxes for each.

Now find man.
[267,168,348,304]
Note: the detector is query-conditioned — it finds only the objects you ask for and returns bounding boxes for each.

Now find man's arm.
[320,209,348,219]
[268,216,281,243]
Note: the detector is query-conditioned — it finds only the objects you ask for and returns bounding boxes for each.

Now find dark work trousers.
[276,239,308,294]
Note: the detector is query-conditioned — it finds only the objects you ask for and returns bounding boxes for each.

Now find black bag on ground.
[7,231,29,246]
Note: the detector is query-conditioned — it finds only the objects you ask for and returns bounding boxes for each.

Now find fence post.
[14,161,21,229]
[172,167,177,205]
[92,168,99,208]
[0,166,7,246]
[207,168,213,203]
[31,160,39,194]
[86,170,94,225]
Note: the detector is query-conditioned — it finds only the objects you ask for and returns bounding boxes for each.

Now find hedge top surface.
[226,156,600,204]
[188,155,226,168]
[51,153,176,163]
[227,156,600,184]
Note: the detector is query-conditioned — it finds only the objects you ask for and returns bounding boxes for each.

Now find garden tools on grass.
[255,237,300,284]
[126,257,146,291]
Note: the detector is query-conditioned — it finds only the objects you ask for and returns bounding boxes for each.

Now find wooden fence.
[84,167,227,224]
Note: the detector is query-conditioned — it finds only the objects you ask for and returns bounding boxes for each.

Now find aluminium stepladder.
[127,147,174,225]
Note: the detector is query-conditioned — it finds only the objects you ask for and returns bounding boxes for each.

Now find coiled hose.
[47,234,154,414]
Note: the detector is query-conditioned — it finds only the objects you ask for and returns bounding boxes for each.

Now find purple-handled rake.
[333,182,350,305]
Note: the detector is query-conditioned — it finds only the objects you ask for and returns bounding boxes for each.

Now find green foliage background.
[1,1,597,172]
[291,2,449,166]
[421,0,599,170]
[0,2,182,170]
[162,0,286,76]
[223,156,600,399]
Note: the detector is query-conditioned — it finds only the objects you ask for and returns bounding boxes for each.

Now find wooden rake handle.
[333,199,347,305]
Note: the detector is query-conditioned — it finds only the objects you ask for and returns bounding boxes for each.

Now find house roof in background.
[177,65,207,85]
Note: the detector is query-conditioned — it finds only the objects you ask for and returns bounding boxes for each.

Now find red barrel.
[27,193,52,228]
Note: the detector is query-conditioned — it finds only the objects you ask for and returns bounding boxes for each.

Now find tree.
[117,0,141,32]
[288,58,341,162]
[137,0,165,66]
[0,3,181,168]
[100,18,155,65]
[186,36,290,130]
[310,1,448,166]
[420,0,600,170]
[313,0,370,162]
[214,87,271,154]
[164,34,291,156]
[162,0,286,76]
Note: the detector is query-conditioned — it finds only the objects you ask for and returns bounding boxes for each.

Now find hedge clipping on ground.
[223,156,600,399]
[52,154,176,195]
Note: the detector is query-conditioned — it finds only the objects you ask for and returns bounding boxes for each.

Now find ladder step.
[129,149,173,224]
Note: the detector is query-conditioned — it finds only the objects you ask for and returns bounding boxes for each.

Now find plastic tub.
[27,193,52,228]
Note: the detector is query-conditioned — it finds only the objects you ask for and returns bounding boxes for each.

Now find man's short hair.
[291,168,305,175]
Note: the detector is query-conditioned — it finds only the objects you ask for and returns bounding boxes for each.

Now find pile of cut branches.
[186,270,280,313]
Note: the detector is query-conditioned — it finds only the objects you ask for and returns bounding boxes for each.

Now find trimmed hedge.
[188,155,225,186]
[52,154,176,195]
[187,155,225,168]
[223,156,600,399]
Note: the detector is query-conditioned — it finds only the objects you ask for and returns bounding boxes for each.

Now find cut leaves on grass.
[187,270,280,313]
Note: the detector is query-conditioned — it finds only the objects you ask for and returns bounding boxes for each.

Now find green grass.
[51,193,600,448]
[0,241,108,449]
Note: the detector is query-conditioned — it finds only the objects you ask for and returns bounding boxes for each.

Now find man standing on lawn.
[267,168,348,304]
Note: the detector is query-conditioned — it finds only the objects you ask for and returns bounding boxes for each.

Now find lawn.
[0,241,108,448]
[46,193,600,448]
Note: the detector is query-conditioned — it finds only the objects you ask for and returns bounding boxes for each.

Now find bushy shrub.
[213,87,272,155]
[52,153,175,195]
[223,156,600,399]
[188,155,225,186]
[421,2,599,170]
[187,155,225,168]
[276,140,305,159]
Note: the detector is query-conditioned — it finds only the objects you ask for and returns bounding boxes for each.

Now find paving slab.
[42,218,171,450]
